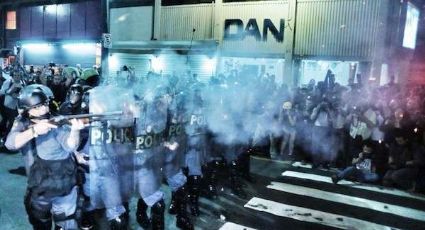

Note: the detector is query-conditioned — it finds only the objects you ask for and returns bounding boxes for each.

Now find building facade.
[0,0,104,68]
[107,0,422,86]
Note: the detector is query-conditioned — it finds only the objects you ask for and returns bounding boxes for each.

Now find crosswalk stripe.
[245,197,400,230]
[267,181,425,222]
[219,222,256,230]
[291,161,313,169]
[282,171,425,201]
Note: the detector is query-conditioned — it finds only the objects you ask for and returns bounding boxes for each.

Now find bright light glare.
[62,43,96,53]
[118,13,129,22]
[56,5,66,16]
[109,54,119,70]
[22,43,52,52]
[402,3,419,49]
[203,58,216,74]
[45,5,56,15]
[151,56,164,73]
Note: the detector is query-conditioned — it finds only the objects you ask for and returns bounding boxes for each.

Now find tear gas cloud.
[102,52,292,150]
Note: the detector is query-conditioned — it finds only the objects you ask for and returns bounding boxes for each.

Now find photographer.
[278,101,297,157]
[310,95,333,168]
[0,71,24,141]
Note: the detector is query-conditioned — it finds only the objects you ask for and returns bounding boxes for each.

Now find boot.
[188,175,201,216]
[175,185,194,230]
[229,160,247,199]
[151,199,165,230]
[109,213,128,230]
[136,198,150,229]
[123,202,130,220]
[168,191,178,215]
[203,161,219,198]
[80,210,95,230]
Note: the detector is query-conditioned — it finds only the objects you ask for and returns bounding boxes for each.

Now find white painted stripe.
[291,161,313,169]
[268,181,425,222]
[282,171,425,201]
[219,222,256,230]
[245,197,400,230]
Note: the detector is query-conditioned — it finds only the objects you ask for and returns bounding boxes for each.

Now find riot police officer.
[133,88,168,230]
[59,84,85,115]
[185,85,208,214]
[87,86,134,230]
[5,85,84,230]
[165,90,194,229]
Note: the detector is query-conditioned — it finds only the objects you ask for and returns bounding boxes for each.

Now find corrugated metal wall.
[294,0,389,59]
[160,4,213,40]
[220,1,289,56]
[108,52,214,83]
[110,6,153,42]
[107,53,151,83]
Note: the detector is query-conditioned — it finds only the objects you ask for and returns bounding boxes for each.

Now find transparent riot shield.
[88,86,135,209]
[163,95,188,182]
[132,96,167,202]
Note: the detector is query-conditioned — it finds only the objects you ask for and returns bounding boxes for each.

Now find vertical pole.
[153,0,161,40]
[284,0,297,87]
[101,0,109,83]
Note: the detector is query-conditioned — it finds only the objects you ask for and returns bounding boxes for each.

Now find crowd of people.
[0,61,424,230]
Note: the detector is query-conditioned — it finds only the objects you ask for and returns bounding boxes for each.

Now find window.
[6,11,16,30]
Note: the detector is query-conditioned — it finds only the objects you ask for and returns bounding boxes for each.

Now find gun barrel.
[50,111,124,123]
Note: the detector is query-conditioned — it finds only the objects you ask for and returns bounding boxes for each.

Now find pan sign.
[224,18,284,43]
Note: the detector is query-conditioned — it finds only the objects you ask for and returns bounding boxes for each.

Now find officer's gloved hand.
[74,151,89,166]
[32,119,58,136]
[70,118,85,131]
[164,141,179,151]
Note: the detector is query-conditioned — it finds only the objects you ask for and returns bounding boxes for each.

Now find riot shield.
[88,86,135,209]
[133,95,168,200]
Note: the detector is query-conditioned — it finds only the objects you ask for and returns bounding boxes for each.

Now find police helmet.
[18,87,49,111]
[80,68,100,87]
[68,84,84,104]
[21,84,54,100]
[69,84,83,95]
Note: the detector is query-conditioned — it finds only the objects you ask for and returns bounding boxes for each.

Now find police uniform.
[163,92,194,229]
[7,117,79,230]
[133,95,167,229]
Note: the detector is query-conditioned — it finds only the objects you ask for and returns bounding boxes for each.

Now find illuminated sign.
[402,2,419,49]
[224,18,284,43]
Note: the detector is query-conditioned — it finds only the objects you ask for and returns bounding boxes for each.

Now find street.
[1,150,424,230]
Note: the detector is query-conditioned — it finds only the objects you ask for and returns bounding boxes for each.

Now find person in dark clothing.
[332,140,379,184]
[0,72,24,141]
[382,129,425,190]
[48,74,69,105]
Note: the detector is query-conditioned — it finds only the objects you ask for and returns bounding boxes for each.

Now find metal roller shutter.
[108,52,214,84]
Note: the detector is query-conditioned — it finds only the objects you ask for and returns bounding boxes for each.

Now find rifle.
[49,111,124,126]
